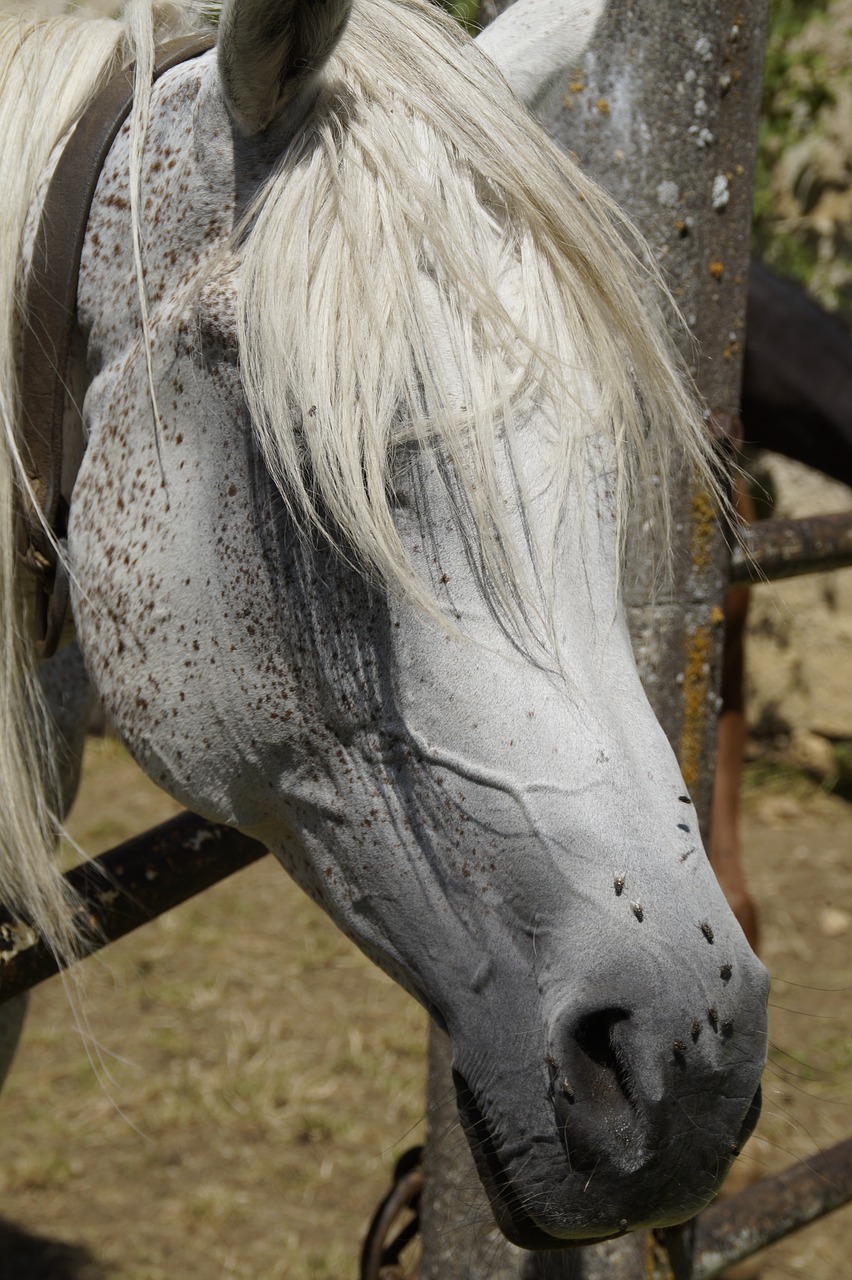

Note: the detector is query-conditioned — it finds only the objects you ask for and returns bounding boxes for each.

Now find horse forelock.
[235,0,724,624]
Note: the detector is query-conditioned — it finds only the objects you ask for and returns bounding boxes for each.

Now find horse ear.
[217,0,352,134]
[475,0,606,113]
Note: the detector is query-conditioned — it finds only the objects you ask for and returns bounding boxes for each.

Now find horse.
[0,0,769,1250]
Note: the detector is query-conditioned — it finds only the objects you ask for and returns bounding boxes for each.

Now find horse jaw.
[217,0,353,134]
[476,0,607,112]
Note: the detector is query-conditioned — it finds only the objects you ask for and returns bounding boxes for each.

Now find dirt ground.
[0,741,849,1280]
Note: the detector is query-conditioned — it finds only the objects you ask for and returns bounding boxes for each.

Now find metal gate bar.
[691,1135,852,1279]
[731,510,852,583]
[0,812,267,1004]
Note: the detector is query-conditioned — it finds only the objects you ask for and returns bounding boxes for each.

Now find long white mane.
[238,0,720,612]
[0,0,206,953]
[0,0,724,956]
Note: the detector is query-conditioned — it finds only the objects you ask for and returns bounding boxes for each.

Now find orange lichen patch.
[708,260,725,279]
[568,79,584,93]
[596,97,610,114]
[562,93,575,109]
[690,485,717,576]
[679,622,713,795]
[678,484,725,791]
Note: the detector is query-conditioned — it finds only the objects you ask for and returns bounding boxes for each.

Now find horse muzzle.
[450,969,768,1248]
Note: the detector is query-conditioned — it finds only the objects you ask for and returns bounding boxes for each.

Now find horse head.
[9,0,768,1249]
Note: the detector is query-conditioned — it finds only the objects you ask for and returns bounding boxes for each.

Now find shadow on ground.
[0,1218,105,1280]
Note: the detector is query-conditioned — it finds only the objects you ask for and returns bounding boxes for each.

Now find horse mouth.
[451,1069,623,1250]
[451,1067,763,1249]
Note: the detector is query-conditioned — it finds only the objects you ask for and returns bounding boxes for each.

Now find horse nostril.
[550,1005,645,1174]
[573,1007,633,1105]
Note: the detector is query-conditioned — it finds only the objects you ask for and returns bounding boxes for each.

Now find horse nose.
[548,995,764,1179]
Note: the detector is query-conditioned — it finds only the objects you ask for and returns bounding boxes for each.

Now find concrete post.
[419,2,768,1275]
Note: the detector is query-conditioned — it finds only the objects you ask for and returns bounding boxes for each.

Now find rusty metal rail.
[0,813,267,1003]
[691,1136,852,1278]
[731,511,852,583]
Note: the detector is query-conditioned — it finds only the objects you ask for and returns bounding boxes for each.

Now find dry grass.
[1,738,428,1280]
[0,741,849,1278]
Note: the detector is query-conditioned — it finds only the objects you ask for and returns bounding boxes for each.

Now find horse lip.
[451,1067,549,1247]
[450,1061,759,1247]
[451,1068,624,1249]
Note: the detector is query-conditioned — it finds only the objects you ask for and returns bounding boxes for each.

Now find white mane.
[237,0,721,617]
[0,0,206,953]
[0,0,724,956]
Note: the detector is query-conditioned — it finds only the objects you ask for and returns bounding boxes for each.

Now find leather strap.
[18,33,214,652]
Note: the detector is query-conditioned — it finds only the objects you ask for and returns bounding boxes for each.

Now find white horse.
[0,0,768,1249]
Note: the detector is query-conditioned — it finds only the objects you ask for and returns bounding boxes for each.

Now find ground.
[0,740,849,1280]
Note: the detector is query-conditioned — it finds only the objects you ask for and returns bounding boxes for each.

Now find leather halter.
[17,33,215,656]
